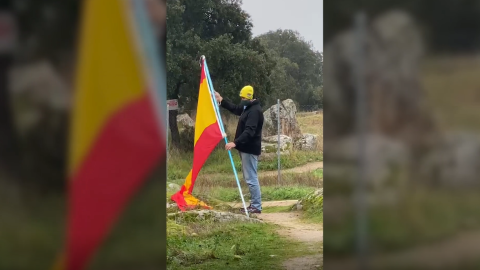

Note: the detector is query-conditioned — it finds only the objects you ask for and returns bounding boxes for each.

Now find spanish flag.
[57,0,165,269]
[170,59,225,211]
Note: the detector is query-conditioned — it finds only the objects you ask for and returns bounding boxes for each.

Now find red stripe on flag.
[189,123,223,193]
[170,123,222,210]
[66,94,164,270]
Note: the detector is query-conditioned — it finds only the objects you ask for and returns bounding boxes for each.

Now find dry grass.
[422,55,480,131]
[297,111,323,152]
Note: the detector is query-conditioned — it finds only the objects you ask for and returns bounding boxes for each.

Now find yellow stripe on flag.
[69,0,146,175]
[193,76,219,145]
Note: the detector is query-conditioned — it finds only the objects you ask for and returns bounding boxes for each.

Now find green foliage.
[301,189,323,223]
[324,0,480,53]
[257,30,323,107]
[167,0,275,109]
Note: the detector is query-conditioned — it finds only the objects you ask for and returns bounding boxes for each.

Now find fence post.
[354,11,368,270]
[277,99,281,185]
[166,104,169,151]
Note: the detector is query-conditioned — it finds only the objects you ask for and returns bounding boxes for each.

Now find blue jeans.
[239,151,262,210]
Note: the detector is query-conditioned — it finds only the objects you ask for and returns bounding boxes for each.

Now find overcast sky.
[241,0,323,52]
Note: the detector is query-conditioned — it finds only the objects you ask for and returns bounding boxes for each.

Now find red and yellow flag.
[57,0,165,269]
[170,61,224,211]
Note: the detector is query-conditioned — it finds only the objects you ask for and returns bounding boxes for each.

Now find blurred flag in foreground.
[55,0,166,269]
[170,59,225,211]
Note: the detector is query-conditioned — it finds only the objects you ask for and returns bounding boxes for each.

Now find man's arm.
[220,99,243,116]
[234,110,260,145]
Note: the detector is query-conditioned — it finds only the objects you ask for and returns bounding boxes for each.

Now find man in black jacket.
[215,85,264,214]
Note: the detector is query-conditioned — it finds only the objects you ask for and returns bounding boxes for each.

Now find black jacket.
[220,99,264,155]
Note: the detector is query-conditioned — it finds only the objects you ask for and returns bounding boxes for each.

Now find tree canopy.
[166,0,323,111]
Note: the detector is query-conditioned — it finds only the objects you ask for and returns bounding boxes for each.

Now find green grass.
[198,186,317,203]
[0,192,64,270]
[167,221,308,270]
[167,148,322,180]
[325,188,480,258]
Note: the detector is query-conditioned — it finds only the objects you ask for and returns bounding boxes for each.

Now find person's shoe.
[247,207,261,214]
[239,205,252,212]
[240,205,261,214]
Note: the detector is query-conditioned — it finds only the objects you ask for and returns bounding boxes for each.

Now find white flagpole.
[201,55,249,217]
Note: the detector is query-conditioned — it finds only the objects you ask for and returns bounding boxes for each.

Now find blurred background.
[324,0,480,269]
[0,0,166,269]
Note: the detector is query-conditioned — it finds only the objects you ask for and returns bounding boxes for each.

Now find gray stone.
[262,135,293,153]
[420,132,480,188]
[177,113,194,128]
[263,99,302,139]
[294,133,319,151]
[325,134,409,191]
[167,210,264,223]
[167,182,181,193]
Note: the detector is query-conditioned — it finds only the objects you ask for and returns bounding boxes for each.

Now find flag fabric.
[58,0,165,269]
[170,60,225,211]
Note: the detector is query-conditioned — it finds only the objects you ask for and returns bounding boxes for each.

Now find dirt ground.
[258,211,323,270]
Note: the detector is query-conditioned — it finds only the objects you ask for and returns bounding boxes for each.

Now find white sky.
[241,0,323,52]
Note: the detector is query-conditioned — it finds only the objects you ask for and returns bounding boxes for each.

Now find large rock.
[167,182,181,193]
[262,135,293,153]
[167,210,263,223]
[263,99,302,139]
[294,133,319,151]
[9,61,70,188]
[323,11,438,149]
[419,132,480,188]
[176,113,194,128]
[325,134,409,191]
[10,61,70,137]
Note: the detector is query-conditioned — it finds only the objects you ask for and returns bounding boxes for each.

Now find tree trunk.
[169,109,180,148]
[168,81,183,148]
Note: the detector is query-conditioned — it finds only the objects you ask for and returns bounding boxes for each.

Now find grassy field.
[167,220,310,270]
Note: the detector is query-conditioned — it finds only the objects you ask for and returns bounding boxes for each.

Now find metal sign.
[0,12,17,54]
[167,99,178,110]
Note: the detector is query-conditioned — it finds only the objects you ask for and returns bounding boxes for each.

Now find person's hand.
[225,142,236,150]
[215,91,223,103]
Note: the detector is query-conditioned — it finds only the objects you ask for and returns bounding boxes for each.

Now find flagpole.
[201,56,250,218]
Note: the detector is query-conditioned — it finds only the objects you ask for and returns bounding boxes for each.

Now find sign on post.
[167,99,178,110]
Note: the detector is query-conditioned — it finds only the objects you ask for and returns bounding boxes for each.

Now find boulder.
[263,99,302,139]
[167,182,181,193]
[294,133,319,151]
[167,210,263,223]
[262,135,293,153]
[176,113,194,128]
[419,132,480,188]
[325,134,409,191]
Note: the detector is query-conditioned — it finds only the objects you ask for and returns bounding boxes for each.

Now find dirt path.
[201,161,323,180]
[259,161,323,178]
[258,211,323,270]
[228,200,298,208]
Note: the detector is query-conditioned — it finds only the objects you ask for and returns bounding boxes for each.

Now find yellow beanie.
[239,85,254,100]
